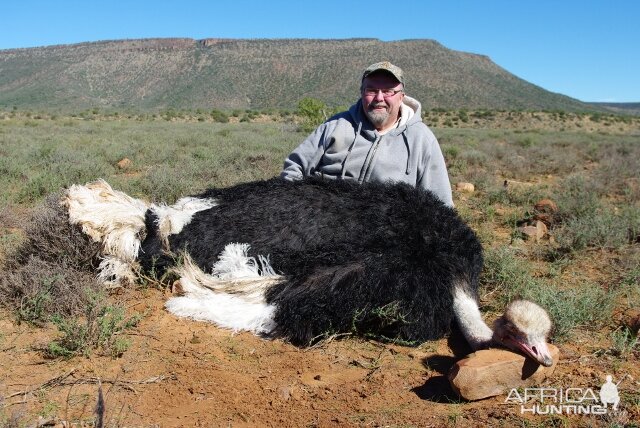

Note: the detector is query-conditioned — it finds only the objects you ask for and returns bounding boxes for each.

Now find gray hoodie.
[281,96,454,207]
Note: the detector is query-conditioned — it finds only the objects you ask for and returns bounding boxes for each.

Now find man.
[281,61,454,207]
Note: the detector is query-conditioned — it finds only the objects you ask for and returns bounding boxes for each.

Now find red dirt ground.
[1,284,638,427]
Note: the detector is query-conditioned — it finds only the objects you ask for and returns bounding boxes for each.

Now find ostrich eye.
[505,323,522,337]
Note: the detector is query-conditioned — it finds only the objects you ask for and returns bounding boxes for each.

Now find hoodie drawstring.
[402,130,410,175]
[340,121,362,179]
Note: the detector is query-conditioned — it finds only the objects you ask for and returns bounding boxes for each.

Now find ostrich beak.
[507,336,554,367]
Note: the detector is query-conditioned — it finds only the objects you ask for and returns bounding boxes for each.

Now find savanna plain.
[0,109,639,427]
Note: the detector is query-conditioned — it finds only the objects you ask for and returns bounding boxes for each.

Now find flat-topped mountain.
[0,38,592,112]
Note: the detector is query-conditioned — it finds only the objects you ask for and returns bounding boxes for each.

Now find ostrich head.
[492,300,554,367]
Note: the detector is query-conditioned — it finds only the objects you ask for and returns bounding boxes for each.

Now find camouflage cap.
[362,61,404,85]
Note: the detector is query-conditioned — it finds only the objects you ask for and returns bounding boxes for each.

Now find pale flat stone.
[456,182,475,193]
[518,220,548,241]
[116,157,132,169]
[534,220,548,238]
[448,345,560,401]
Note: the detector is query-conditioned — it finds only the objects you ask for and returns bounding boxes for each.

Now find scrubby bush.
[481,247,617,339]
[1,195,141,358]
[297,97,328,132]
[210,109,229,123]
[47,290,141,358]
[554,207,640,252]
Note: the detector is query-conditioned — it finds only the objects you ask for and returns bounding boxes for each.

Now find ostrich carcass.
[64,177,554,366]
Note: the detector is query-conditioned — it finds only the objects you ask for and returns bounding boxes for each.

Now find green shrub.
[481,247,616,340]
[611,326,639,356]
[485,184,544,208]
[447,158,468,176]
[442,145,459,159]
[297,97,328,133]
[552,174,640,251]
[554,207,639,251]
[460,149,488,166]
[210,109,229,123]
[46,289,141,359]
[516,136,536,147]
[526,283,616,339]
[17,277,54,324]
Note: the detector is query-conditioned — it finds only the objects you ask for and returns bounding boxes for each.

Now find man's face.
[361,72,405,130]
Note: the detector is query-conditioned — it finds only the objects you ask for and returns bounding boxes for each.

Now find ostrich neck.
[452,282,493,350]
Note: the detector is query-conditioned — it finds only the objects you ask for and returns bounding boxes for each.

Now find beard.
[365,104,389,128]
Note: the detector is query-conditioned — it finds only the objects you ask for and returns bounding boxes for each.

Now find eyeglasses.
[362,87,404,98]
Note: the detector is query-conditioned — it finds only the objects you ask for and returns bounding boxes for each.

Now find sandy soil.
[1,283,638,427]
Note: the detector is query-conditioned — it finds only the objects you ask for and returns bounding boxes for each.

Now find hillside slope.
[0,38,591,111]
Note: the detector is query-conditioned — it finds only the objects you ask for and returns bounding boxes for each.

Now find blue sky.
[2,1,638,102]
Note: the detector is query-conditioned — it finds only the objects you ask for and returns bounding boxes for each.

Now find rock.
[518,220,548,241]
[278,386,292,401]
[116,157,132,169]
[532,213,553,226]
[448,345,560,401]
[534,199,558,213]
[456,182,475,193]
[533,199,558,226]
[621,308,640,335]
[34,417,66,427]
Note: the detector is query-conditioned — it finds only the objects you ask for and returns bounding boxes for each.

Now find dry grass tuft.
[0,192,103,323]
[8,192,102,270]
[0,255,102,324]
